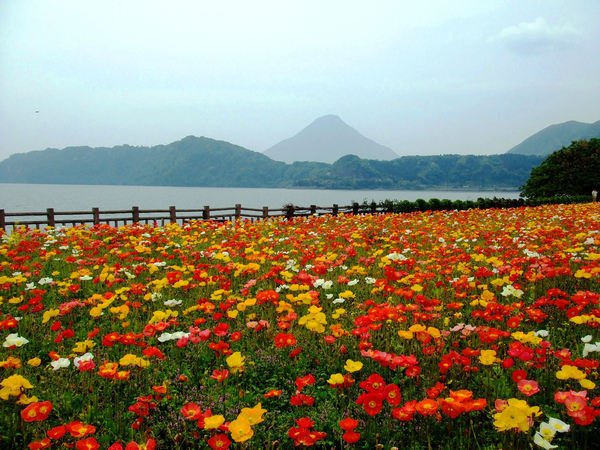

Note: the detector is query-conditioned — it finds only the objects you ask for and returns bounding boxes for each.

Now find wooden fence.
[0,203,387,232]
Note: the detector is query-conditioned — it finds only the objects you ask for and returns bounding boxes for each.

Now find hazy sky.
[1,1,599,162]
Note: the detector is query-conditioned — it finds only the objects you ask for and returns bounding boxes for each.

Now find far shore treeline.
[0,136,542,191]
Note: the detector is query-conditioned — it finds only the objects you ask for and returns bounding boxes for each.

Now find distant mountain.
[312,153,543,190]
[0,136,542,190]
[506,120,600,156]
[263,115,399,164]
[0,136,289,187]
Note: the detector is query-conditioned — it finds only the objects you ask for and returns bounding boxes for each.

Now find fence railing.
[0,203,386,232]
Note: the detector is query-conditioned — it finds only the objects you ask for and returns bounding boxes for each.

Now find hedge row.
[365,195,592,214]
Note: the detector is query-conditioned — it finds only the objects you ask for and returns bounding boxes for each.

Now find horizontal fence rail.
[0,203,386,232]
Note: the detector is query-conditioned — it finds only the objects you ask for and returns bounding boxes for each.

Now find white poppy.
[548,417,570,433]
[3,333,29,348]
[533,432,557,449]
[51,358,71,371]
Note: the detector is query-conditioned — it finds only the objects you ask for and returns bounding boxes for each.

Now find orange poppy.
[21,401,52,422]
[416,398,439,416]
[76,437,101,450]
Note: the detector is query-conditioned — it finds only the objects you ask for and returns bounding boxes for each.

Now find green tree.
[520,138,600,198]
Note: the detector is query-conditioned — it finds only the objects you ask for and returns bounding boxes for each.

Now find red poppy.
[76,437,101,450]
[392,406,414,422]
[511,369,527,383]
[290,393,315,406]
[208,433,231,449]
[462,348,480,357]
[21,401,52,422]
[102,332,121,347]
[128,401,153,418]
[502,357,515,369]
[142,346,165,359]
[124,439,156,450]
[288,427,308,440]
[87,327,100,339]
[506,316,521,328]
[208,341,230,355]
[341,374,356,389]
[213,322,230,336]
[383,384,402,406]
[47,425,66,440]
[288,417,327,447]
[256,290,280,304]
[77,359,96,372]
[274,332,297,348]
[308,430,327,443]
[438,398,466,419]
[264,389,282,398]
[180,402,203,420]
[427,382,446,399]
[339,417,359,431]
[295,417,315,428]
[289,347,303,358]
[359,374,386,392]
[572,406,598,426]
[155,321,170,331]
[28,439,52,450]
[295,374,315,391]
[342,430,361,444]
[362,392,385,416]
[517,379,540,396]
[296,432,317,446]
[210,369,230,382]
[438,359,452,374]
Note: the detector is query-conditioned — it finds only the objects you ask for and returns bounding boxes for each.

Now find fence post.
[169,206,177,224]
[0,209,4,231]
[262,207,269,219]
[310,205,316,215]
[203,206,210,220]
[332,204,338,215]
[92,208,100,225]
[235,204,242,221]
[47,208,55,228]
[132,206,140,224]
[286,204,295,220]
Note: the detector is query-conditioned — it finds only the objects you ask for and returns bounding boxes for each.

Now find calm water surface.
[0,183,519,213]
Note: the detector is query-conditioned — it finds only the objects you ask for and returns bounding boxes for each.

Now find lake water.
[0,183,520,213]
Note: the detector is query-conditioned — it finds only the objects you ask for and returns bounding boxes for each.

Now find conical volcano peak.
[263,115,398,164]
[311,114,343,124]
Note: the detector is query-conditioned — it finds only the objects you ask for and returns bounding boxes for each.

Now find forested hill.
[506,120,600,156]
[0,136,291,187]
[0,136,543,190]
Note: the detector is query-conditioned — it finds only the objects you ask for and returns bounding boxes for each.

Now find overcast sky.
[0,1,598,162]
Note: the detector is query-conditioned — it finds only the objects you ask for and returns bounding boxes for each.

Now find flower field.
[2,202,600,449]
